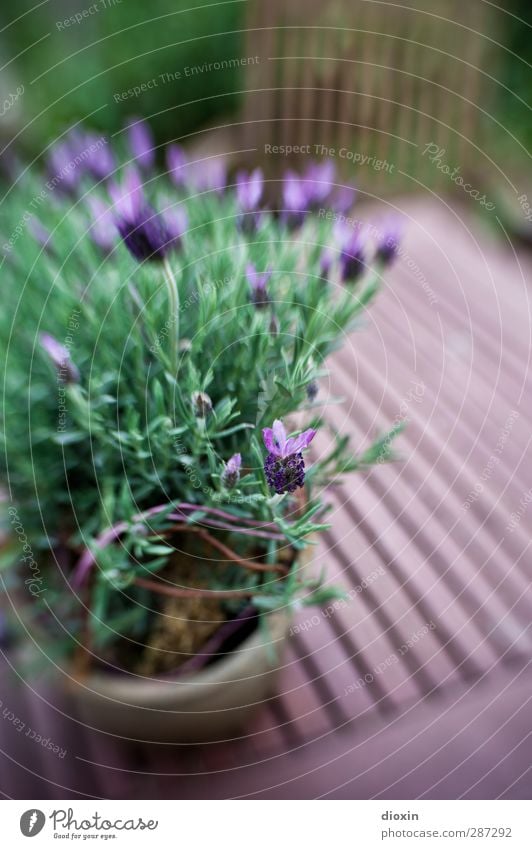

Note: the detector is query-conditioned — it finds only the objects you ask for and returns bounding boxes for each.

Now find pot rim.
[67,608,289,708]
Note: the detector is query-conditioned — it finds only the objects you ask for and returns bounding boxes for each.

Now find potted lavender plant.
[0,121,401,741]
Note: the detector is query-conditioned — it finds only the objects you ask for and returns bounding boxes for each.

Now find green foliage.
[0,145,402,660]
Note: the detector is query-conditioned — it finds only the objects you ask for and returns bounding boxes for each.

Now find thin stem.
[163,257,179,374]
[72,502,291,587]
[168,510,285,541]
[134,577,255,600]
[170,503,282,530]
[155,523,286,574]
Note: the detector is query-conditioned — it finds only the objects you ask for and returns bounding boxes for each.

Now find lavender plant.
[0,123,402,667]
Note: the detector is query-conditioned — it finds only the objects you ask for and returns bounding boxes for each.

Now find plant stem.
[134,577,256,600]
[163,257,179,374]
[156,523,287,573]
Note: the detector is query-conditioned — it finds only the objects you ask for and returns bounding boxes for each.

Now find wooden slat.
[242,0,493,195]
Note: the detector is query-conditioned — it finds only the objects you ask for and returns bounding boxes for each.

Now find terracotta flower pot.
[67,607,289,743]
[67,547,309,743]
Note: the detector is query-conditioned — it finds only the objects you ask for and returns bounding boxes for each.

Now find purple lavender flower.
[87,196,116,254]
[236,168,264,232]
[109,168,172,263]
[126,117,155,170]
[375,216,403,266]
[320,246,335,280]
[282,171,308,229]
[237,168,263,210]
[84,134,115,181]
[222,453,241,488]
[161,202,188,251]
[40,332,79,384]
[263,419,316,494]
[331,185,357,215]
[246,263,272,308]
[338,224,366,282]
[303,160,335,208]
[188,157,227,194]
[47,140,81,194]
[167,144,188,188]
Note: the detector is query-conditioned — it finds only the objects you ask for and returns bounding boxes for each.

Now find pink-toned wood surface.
[1,198,531,799]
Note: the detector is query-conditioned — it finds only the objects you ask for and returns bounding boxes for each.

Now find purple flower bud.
[109,168,172,263]
[236,168,264,232]
[40,332,79,384]
[192,391,213,418]
[375,216,403,266]
[162,204,188,251]
[126,117,155,170]
[47,140,81,194]
[263,419,316,494]
[87,196,116,254]
[188,157,227,194]
[222,453,241,488]
[246,263,272,308]
[236,168,263,211]
[84,134,115,181]
[167,144,187,188]
[303,160,335,208]
[306,379,319,401]
[282,171,308,229]
[338,224,366,282]
[320,246,335,280]
[331,185,357,215]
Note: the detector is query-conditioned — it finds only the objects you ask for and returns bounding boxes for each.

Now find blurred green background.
[0,0,529,175]
[0,0,246,154]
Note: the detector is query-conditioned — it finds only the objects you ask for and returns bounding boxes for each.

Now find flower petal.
[290,428,317,454]
[109,167,144,222]
[262,427,277,455]
[272,419,288,454]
